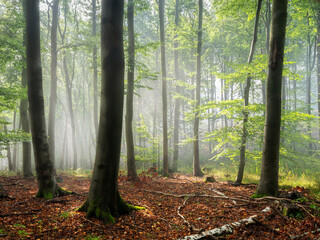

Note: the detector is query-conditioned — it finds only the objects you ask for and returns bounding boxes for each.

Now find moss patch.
[85,199,115,224]
[251,193,267,199]
[79,196,144,224]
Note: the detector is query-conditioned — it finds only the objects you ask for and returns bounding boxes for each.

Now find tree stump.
[205,176,216,183]
[281,203,303,218]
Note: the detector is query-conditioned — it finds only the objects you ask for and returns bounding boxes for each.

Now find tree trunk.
[12,112,17,171]
[25,0,67,199]
[63,54,78,169]
[306,13,313,153]
[20,2,33,176]
[193,0,204,177]
[153,50,159,169]
[79,0,134,223]
[48,0,59,172]
[235,0,262,185]
[20,62,33,176]
[126,0,137,180]
[262,0,271,106]
[172,0,180,172]
[256,0,288,197]
[4,124,13,171]
[159,0,169,176]
[92,0,98,137]
[317,8,320,141]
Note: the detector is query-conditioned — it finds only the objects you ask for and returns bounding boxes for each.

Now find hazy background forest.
[1,0,320,187]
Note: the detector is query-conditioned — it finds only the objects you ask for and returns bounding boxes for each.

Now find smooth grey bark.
[306,13,313,153]
[48,0,59,171]
[153,50,160,169]
[92,0,98,137]
[20,64,33,176]
[172,0,180,172]
[193,0,204,177]
[256,0,288,197]
[79,0,134,223]
[4,124,13,171]
[159,0,169,176]
[20,1,33,176]
[25,0,66,199]
[12,112,17,171]
[235,0,262,185]
[126,0,137,180]
[262,0,271,106]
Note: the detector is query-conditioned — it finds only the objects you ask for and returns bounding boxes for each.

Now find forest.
[1,0,320,239]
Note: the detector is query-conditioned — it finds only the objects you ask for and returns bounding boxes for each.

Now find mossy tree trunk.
[256,0,288,197]
[25,0,67,199]
[79,0,134,223]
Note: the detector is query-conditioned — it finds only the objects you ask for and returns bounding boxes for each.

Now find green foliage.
[0,1,30,154]
[0,83,31,155]
[251,193,267,199]
[133,115,160,164]
[85,235,102,240]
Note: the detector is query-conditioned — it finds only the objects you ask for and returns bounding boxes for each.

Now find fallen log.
[177,207,271,240]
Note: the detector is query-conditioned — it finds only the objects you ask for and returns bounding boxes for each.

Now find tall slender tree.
[59,0,77,169]
[159,0,169,176]
[25,0,67,199]
[256,0,288,196]
[126,0,137,180]
[172,0,180,172]
[92,0,98,137]
[21,0,32,176]
[79,0,135,223]
[317,6,320,139]
[48,0,60,169]
[235,0,262,185]
[193,0,204,177]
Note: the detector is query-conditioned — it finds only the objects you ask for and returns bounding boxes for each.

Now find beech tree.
[235,0,262,185]
[21,0,32,177]
[172,0,180,172]
[126,0,138,180]
[193,0,204,177]
[256,0,288,196]
[92,0,98,136]
[48,0,59,168]
[79,0,135,222]
[159,0,169,176]
[25,0,67,198]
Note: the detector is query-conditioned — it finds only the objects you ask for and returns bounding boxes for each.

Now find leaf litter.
[0,173,320,239]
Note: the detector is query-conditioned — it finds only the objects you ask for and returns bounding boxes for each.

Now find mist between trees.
[0,0,320,197]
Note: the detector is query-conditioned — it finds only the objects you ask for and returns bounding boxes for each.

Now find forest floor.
[1,172,320,239]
